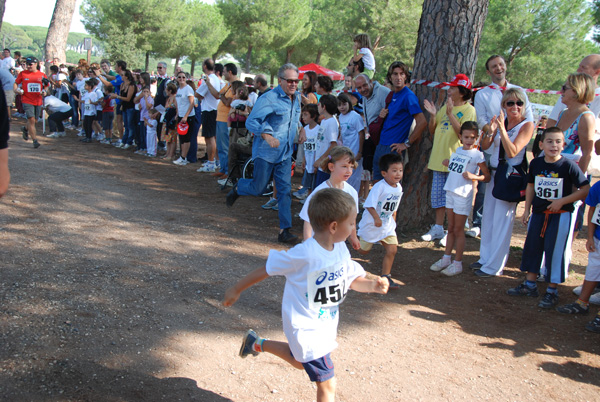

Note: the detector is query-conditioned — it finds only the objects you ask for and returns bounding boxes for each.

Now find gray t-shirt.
[362,81,391,125]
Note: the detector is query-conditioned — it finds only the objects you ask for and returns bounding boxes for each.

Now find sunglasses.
[561,85,572,92]
[282,78,300,85]
[177,76,186,79]
[505,100,524,107]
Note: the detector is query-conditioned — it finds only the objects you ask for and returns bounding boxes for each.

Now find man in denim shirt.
[226,63,302,243]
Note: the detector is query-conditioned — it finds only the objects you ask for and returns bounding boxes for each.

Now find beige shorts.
[4,89,14,106]
[359,235,398,252]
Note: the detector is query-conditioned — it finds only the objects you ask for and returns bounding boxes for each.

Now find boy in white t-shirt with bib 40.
[223,188,388,402]
[430,121,490,276]
[357,153,405,288]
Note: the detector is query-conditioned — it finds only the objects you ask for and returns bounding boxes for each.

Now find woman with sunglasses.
[173,72,196,166]
[473,88,534,277]
[553,73,595,174]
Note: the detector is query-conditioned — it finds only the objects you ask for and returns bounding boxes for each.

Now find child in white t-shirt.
[314,94,340,188]
[300,146,360,249]
[357,153,404,289]
[144,108,159,157]
[337,93,365,193]
[300,104,321,197]
[73,78,99,142]
[223,188,388,402]
[430,121,490,276]
[353,34,375,78]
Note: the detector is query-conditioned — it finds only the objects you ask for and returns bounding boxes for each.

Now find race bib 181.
[307,265,349,309]
[534,176,563,200]
[304,138,316,152]
[593,203,600,226]
[448,153,471,175]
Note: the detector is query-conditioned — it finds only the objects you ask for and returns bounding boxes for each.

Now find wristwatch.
[404,140,411,148]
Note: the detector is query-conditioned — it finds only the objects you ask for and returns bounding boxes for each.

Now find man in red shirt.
[14,56,48,148]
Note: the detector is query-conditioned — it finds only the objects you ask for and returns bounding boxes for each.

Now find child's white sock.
[442,255,451,264]
[252,337,266,353]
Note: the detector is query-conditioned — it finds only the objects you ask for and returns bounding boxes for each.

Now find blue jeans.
[237,157,292,230]
[373,144,402,181]
[69,94,79,127]
[138,122,147,150]
[122,108,135,145]
[216,121,229,174]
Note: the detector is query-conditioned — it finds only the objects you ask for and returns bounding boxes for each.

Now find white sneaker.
[217,178,233,187]
[441,261,463,276]
[430,258,451,272]
[173,157,188,166]
[439,232,448,247]
[590,292,600,306]
[197,162,216,172]
[466,226,480,238]
[47,132,60,138]
[422,225,445,241]
[122,144,132,150]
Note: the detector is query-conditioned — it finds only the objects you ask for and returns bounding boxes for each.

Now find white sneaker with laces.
[466,226,480,238]
[197,162,216,172]
[47,132,60,138]
[422,225,445,241]
[439,232,448,247]
[441,261,463,276]
[173,157,188,165]
[430,258,451,272]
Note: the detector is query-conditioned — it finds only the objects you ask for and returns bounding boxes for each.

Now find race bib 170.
[307,265,349,309]
[27,82,42,93]
[534,176,563,200]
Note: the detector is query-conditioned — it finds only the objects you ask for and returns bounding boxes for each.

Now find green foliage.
[0,23,33,50]
[476,0,598,96]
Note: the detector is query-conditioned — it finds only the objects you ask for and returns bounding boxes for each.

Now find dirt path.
[1,121,599,401]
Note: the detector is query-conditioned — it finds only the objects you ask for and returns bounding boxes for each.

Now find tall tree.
[45,0,78,64]
[217,0,311,73]
[0,0,5,32]
[398,0,489,229]
[0,23,32,50]
[476,0,595,92]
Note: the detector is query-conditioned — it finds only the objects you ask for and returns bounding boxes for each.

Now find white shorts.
[586,237,600,282]
[445,191,472,216]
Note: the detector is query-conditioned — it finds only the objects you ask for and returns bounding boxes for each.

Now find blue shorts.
[302,353,335,382]
[431,171,449,209]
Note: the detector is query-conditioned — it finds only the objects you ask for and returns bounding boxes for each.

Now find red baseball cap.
[443,74,472,89]
[177,122,189,135]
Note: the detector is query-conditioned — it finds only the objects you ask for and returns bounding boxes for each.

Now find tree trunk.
[0,0,6,32]
[285,47,294,64]
[145,51,150,72]
[190,58,196,76]
[245,44,252,73]
[315,49,322,65]
[398,0,489,230]
[44,0,77,65]
[174,57,180,70]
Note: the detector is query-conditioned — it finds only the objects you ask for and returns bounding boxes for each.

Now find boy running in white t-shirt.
[223,188,388,402]
[357,153,404,289]
[430,121,490,276]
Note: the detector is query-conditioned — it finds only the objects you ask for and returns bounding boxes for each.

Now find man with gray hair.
[226,63,302,243]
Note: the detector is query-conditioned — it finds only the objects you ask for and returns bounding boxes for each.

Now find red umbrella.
[298,63,345,81]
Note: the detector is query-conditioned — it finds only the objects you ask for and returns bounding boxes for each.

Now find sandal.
[381,274,400,290]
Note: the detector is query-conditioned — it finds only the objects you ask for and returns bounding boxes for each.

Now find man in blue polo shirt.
[372,61,427,181]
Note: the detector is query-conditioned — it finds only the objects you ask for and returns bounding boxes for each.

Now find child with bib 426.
[357,153,404,288]
[223,188,389,402]
[507,127,589,308]
[556,178,600,333]
[430,121,490,276]
[300,146,360,250]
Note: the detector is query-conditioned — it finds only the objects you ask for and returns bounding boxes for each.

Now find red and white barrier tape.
[410,79,561,95]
